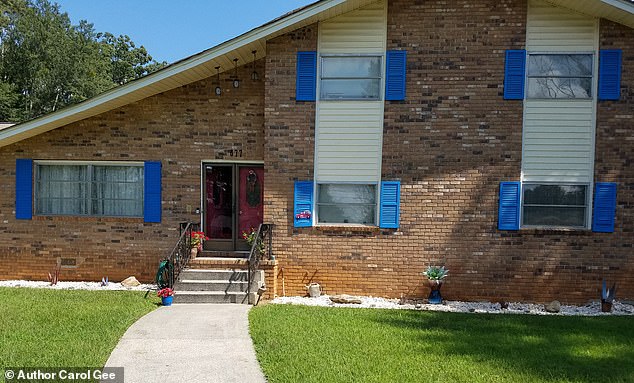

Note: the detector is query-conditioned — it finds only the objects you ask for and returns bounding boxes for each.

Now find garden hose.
[155,259,173,289]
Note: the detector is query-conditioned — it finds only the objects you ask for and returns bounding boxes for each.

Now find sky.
[55,0,316,64]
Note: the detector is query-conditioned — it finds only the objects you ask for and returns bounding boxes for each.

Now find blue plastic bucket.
[162,296,174,306]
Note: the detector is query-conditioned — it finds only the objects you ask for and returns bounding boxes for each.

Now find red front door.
[203,163,263,251]
[237,166,264,246]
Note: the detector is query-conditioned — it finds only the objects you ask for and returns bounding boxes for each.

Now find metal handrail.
[247,223,273,300]
[165,221,200,288]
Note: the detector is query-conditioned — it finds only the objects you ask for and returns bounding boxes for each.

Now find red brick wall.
[265,1,634,304]
[1,1,633,305]
[267,1,528,301]
[263,24,318,295]
[381,0,530,302]
[593,19,634,299]
[0,61,265,282]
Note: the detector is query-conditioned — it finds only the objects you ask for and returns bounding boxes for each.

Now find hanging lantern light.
[251,50,259,81]
[233,58,240,88]
[214,66,222,96]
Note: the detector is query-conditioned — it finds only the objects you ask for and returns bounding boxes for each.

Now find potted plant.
[158,287,174,306]
[242,227,265,256]
[190,231,209,258]
[601,280,616,313]
[422,266,448,304]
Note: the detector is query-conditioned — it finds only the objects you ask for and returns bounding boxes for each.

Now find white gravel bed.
[272,295,634,316]
[0,280,156,291]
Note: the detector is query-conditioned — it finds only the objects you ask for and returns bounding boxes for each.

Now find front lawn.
[0,287,158,367]
[250,305,634,383]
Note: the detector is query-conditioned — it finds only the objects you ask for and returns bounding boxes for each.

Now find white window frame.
[520,182,591,230]
[319,54,383,101]
[315,182,379,226]
[34,160,144,218]
[526,52,594,100]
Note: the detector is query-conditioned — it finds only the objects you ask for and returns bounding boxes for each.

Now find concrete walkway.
[104,304,267,383]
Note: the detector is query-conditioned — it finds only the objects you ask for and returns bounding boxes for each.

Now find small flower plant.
[157,287,174,298]
[422,266,449,280]
[190,231,209,251]
[242,227,265,255]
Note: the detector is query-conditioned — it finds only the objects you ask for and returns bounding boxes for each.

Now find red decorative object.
[157,288,174,298]
[190,231,209,251]
[295,210,311,220]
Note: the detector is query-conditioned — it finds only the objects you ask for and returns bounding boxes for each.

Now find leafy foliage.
[422,265,449,280]
[0,0,167,123]
[190,231,209,250]
[243,227,265,255]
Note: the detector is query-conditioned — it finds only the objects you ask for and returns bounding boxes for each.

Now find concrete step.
[176,280,249,292]
[188,257,249,270]
[199,250,249,258]
[179,269,248,281]
[173,291,255,304]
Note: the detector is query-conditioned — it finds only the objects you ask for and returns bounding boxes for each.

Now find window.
[35,163,144,217]
[522,184,588,228]
[527,54,593,99]
[320,56,382,100]
[317,184,377,224]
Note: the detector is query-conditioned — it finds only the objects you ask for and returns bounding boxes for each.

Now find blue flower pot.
[161,296,173,306]
[427,280,443,304]
[428,290,442,304]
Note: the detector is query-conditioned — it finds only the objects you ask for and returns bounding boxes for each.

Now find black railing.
[165,221,200,288]
[247,223,273,299]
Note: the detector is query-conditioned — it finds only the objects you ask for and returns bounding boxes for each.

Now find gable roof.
[0,0,376,148]
[0,0,632,149]
[545,0,634,27]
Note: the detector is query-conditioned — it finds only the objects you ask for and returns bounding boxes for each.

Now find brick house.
[0,0,632,304]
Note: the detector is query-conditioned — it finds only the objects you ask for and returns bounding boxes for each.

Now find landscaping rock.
[272,295,634,316]
[121,276,141,287]
[330,294,362,304]
[0,280,154,291]
[545,300,561,313]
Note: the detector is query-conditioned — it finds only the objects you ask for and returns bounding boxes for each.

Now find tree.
[0,0,167,123]
[99,32,166,85]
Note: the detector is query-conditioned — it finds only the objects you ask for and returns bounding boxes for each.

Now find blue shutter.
[385,50,407,101]
[503,50,526,100]
[294,181,314,227]
[598,50,622,101]
[379,181,400,229]
[144,161,162,223]
[592,183,617,233]
[296,51,317,101]
[15,159,33,220]
[498,182,520,230]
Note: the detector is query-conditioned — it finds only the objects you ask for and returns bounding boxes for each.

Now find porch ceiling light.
[251,50,259,81]
[233,58,240,88]
[214,66,222,96]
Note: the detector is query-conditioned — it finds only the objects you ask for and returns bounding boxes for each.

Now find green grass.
[250,305,634,383]
[0,287,158,367]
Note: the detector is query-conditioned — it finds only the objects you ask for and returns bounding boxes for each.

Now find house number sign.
[228,148,243,158]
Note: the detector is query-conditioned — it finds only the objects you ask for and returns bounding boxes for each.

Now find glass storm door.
[203,163,263,251]
[237,166,264,250]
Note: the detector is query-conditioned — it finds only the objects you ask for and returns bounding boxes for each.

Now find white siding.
[315,0,387,183]
[522,100,594,183]
[318,0,386,54]
[527,0,598,52]
[316,102,383,182]
[522,0,598,184]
